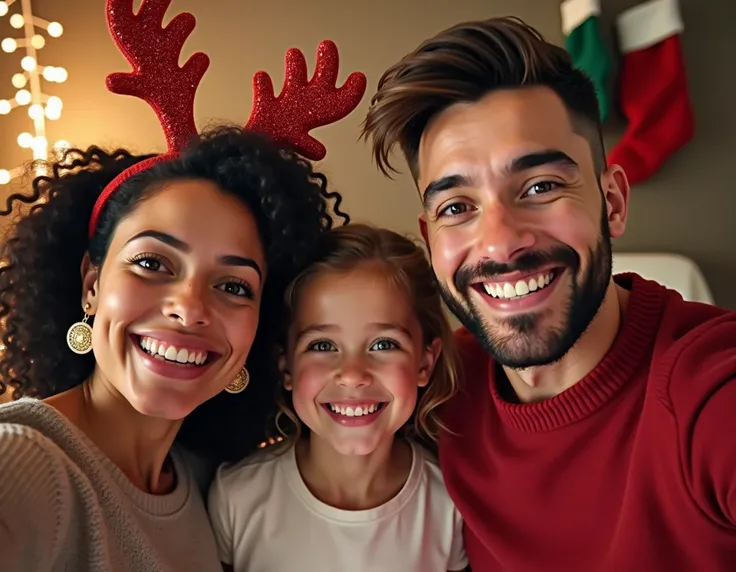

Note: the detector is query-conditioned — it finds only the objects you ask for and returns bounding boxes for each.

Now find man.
[362,15,736,572]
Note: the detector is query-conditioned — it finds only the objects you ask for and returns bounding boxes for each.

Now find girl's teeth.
[328,403,382,417]
[138,337,208,365]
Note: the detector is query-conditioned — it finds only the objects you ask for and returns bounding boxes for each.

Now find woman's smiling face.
[83,179,266,419]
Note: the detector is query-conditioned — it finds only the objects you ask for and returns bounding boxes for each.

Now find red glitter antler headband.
[89,0,367,237]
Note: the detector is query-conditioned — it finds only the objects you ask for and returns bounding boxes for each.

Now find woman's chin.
[125,387,200,422]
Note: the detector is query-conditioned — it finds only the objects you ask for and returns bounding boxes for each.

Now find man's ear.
[418,213,429,249]
[80,253,100,314]
[600,164,630,239]
[417,337,442,388]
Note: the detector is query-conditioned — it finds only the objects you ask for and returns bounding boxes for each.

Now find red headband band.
[89,0,367,237]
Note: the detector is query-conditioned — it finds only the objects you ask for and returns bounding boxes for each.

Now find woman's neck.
[46,378,182,494]
[295,435,413,511]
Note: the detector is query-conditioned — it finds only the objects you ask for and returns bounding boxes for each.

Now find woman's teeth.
[138,336,208,365]
[483,271,556,299]
[327,403,384,417]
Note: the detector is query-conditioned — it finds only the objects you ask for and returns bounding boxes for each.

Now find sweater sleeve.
[0,423,71,571]
[663,314,736,528]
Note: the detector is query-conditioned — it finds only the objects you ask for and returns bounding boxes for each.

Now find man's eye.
[439,203,469,217]
[525,181,559,197]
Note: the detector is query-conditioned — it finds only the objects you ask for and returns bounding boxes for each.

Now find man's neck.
[295,436,412,511]
[46,378,182,494]
[503,282,630,403]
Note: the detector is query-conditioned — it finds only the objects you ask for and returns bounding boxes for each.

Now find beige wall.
[1,0,734,307]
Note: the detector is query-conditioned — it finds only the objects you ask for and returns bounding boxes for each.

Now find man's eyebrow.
[422,174,471,211]
[505,150,579,175]
[421,151,578,210]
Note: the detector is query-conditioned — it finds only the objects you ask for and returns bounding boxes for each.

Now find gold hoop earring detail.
[67,303,93,355]
[225,368,249,394]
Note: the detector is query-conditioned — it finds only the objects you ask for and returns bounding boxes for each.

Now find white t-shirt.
[208,441,467,572]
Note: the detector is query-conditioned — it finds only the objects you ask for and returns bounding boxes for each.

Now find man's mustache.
[454,246,580,292]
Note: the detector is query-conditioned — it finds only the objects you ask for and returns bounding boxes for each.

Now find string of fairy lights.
[0,0,68,185]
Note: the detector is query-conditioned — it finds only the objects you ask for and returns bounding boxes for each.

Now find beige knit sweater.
[0,398,222,572]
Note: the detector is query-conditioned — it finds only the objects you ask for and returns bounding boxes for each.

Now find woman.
[0,126,347,571]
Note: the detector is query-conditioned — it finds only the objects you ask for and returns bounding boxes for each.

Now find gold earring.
[225,367,249,394]
[67,303,93,355]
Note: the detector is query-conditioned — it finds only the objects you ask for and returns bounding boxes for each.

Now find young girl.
[208,224,468,572]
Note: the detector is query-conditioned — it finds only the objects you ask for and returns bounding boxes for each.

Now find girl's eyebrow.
[368,323,414,338]
[294,322,413,343]
[294,323,336,343]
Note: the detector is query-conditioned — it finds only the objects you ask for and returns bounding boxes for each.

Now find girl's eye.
[308,340,336,352]
[370,339,399,351]
[524,181,560,197]
[439,203,469,217]
[216,281,254,299]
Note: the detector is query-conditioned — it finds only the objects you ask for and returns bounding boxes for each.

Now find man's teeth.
[138,336,208,365]
[483,271,555,299]
[328,403,383,417]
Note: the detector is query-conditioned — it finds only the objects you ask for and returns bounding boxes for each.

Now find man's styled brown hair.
[361,17,606,180]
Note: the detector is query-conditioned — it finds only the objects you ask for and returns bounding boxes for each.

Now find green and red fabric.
[608,0,695,185]
[561,0,612,122]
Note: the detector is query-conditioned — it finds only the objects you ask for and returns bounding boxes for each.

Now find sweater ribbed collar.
[490,274,666,432]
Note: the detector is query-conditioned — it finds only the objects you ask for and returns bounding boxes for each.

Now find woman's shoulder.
[0,399,75,496]
[0,400,73,566]
[1,398,68,453]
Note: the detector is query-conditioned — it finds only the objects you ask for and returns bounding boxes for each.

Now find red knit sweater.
[439,274,736,572]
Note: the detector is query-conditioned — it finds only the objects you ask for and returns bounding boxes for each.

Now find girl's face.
[82,179,266,420]
[285,263,441,456]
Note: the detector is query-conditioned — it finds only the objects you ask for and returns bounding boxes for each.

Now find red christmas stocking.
[608,0,694,185]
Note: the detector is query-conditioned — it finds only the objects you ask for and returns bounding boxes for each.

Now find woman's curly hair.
[0,125,349,463]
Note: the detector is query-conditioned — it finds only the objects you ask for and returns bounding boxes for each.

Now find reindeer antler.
[92,7,366,238]
[105,0,209,151]
[245,40,367,161]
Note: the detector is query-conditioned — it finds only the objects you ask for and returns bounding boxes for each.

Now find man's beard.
[439,206,613,369]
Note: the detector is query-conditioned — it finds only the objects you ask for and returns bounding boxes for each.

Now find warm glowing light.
[15,89,31,105]
[20,56,37,72]
[46,95,62,109]
[1,38,17,53]
[31,34,46,49]
[0,170,10,185]
[47,22,63,38]
[17,132,33,149]
[11,73,26,88]
[42,66,68,83]
[9,13,24,29]
[44,105,61,120]
[2,8,68,165]
[28,103,44,120]
[31,135,48,153]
